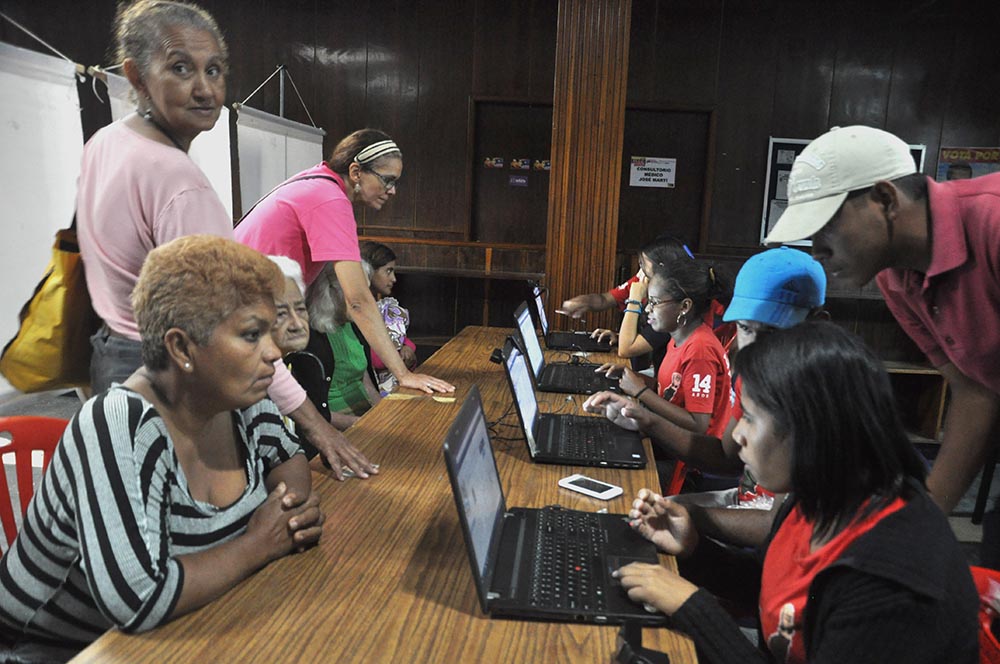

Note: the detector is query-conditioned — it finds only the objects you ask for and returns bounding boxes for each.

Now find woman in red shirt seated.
[594,258,733,494]
[616,321,978,664]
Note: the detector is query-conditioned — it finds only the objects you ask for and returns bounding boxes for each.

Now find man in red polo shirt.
[766,125,1000,567]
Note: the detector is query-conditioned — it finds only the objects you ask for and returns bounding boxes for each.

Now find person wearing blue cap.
[584,247,825,540]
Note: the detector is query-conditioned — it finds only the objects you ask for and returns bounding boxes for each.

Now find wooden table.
[73,327,696,663]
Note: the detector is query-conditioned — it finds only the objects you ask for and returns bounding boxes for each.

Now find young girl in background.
[360,241,417,393]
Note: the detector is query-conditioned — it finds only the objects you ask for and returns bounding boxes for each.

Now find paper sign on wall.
[629,156,676,188]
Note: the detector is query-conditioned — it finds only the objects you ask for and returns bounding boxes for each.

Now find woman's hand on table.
[628,489,699,558]
[279,485,326,553]
[614,562,698,617]
[595,362,625,378]
[248,482,325,561]
[312,422,378,480]
[398,371,455,394]
[591,328,618,345]
[582,391,642,431]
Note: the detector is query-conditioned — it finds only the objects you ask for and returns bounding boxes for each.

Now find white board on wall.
[106,72,233,219]
[0,42,84,397]
[235,104,325,215]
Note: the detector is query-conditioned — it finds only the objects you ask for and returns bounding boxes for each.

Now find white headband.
[354,140,399,165]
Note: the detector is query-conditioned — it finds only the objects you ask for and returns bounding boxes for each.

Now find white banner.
[0,42,83,397]
[235,104,325,214]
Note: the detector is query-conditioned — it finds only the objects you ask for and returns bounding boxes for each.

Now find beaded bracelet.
[624,308,642,315]
[624,299,642,306]
[632,386,649,400]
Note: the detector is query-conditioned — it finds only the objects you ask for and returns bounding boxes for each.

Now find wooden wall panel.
[705,0,778,251]
[938,9,1000,148]
[472,0,557,101]
[883,8,954,174]
[472,102,553,244]
[767,3,836,139]
[545,0,632,332]
[409,0,475,239]
[617,109,709,253]
[626,0,721,108]
[826,1,894,129]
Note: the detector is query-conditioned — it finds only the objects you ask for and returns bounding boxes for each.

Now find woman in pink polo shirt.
[235,129,453,396]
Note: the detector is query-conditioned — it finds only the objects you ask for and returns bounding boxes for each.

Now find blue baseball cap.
[723,247,826,328]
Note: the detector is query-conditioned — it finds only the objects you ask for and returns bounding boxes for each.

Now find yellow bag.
[0,226,100,392]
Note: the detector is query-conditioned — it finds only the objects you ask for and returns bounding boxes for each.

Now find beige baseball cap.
[765,126,917,244]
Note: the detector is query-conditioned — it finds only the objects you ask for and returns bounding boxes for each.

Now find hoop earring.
[676,311,688,327]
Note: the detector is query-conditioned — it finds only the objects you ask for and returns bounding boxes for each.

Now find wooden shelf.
[396,266,544,281]
[883,360,942,376]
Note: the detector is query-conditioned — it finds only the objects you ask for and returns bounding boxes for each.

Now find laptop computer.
[500,337,646,469]
[442,386,666,624]
[528,282,612,353]
[513,302,619,395]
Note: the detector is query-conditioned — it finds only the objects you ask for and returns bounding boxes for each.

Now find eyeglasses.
[367,169,399,192]
[645,297,679,309]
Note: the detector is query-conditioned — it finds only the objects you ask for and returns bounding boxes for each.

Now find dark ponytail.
[651,258,732,320]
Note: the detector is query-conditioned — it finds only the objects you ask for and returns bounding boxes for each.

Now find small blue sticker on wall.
[509,174,528,187]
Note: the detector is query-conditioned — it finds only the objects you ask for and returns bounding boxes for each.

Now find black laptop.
[442,386,666,624]
[528,283,612,353]
[513,302,618,395]
[501,338,646,469]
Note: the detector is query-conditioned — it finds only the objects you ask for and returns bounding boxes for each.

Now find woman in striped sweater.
[0,236,323,662]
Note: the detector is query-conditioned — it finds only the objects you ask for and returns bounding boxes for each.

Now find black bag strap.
[234,174,339,229]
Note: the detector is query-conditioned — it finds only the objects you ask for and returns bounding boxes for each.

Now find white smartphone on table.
[558,474,623,500]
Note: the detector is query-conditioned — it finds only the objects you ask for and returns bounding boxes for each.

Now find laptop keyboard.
[556,417,610,461]
[546,364,604,392]
[529,508,609,611]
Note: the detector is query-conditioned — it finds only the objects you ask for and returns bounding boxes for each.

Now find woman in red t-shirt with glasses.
[615,322,978,664]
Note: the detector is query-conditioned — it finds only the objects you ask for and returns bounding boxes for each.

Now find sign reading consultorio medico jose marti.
[629,156,676,188]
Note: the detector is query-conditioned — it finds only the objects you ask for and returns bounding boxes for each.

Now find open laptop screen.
[505,341,539,453]
[444,389,506,587]
[515,303,545,380]
[532,285,550,336]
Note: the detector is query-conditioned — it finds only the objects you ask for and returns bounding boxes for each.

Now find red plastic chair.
[0,416,68,550]
[971,566,1000,664]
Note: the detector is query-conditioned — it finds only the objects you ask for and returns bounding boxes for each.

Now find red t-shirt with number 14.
[655,323,731,439]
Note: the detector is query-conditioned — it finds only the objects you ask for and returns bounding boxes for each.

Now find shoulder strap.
[234,174,339,229]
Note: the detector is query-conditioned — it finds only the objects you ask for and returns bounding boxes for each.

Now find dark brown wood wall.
[4,0,999,344]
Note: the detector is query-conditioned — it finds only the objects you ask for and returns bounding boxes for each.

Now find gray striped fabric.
[0,386,302,650]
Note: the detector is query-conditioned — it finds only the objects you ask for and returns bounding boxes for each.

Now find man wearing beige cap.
[766,125,1000,567]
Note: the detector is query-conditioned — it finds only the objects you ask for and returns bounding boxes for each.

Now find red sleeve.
[678,356,723,415]
[609,274,640,310]
[731,376,743,421]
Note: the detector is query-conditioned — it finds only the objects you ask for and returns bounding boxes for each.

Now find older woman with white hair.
[268,255,310,355]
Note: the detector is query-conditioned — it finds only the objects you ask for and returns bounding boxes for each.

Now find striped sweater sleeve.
[65,391,183,633]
